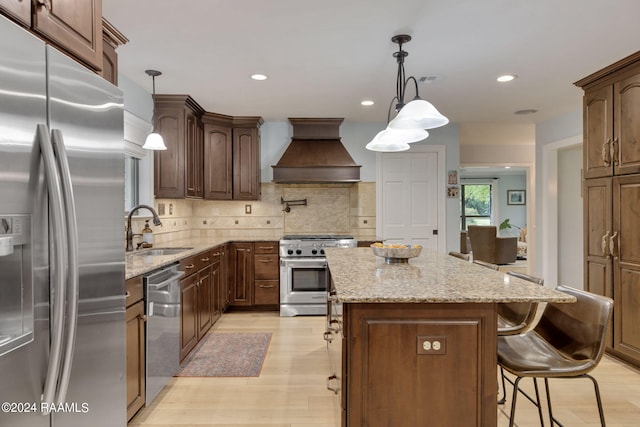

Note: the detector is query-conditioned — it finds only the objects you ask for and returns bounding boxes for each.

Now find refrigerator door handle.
[51,129,80,405]
[36,124,68,411]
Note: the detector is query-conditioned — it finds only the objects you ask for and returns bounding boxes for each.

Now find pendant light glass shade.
[366,125,428,152]
[365,138,411,152]
[142,132,167,150]
[388,99,449,130]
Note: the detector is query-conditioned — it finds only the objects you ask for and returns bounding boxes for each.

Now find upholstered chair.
[467,225,517,265]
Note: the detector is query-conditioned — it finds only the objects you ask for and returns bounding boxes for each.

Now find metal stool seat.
[497,286,613,427]
[497,271,543,405]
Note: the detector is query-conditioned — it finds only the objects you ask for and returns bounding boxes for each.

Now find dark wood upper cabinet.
[153,95,205,199]
[202,113,233,200]
[576,52,640,179]
[200,113,263,201]
[1,0,107,72]
[232,117,263,200]
[33,0,103,71]
[101,18,127,86]
[0,0,30,26]
[153,97,261,200]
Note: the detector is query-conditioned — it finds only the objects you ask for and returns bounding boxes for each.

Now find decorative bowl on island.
[370,243,422,264]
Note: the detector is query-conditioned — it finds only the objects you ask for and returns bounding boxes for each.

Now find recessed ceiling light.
[251,74,267,81]
[514,109,538,115]
[504,166,511,169]
[361,100,374,106]
[497,74,516,82]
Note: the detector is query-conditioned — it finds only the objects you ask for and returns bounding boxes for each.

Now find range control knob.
[320,249,325,255]
[287,249,294,255]
[312,249,318,255]
[296,249,302,255]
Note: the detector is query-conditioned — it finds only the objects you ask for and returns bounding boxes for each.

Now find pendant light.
[142,69,167,150]
[366,35,448,152]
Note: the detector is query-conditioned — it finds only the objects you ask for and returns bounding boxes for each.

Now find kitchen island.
[325,247,575,427]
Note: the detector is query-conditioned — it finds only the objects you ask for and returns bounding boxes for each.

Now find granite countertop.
[125,237,271,279]
[125,238,225,279]
[325,247,576,304]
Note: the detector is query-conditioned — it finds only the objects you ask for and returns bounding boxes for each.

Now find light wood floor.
[129,312,640,427]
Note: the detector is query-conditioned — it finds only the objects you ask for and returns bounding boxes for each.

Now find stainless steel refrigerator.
[0,15,126,427]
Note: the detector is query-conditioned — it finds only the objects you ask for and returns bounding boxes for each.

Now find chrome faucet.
[126,204,162,252]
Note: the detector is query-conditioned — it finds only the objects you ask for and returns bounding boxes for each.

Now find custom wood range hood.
[272,118,361,183]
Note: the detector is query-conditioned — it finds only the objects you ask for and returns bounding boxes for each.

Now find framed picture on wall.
[507,190,526,205]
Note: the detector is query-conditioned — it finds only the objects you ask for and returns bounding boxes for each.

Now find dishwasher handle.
[147,270,185,290]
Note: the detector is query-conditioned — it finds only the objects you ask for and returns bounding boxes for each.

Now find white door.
[376,146,444,251]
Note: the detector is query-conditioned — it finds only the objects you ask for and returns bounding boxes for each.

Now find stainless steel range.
[280,235,357,317]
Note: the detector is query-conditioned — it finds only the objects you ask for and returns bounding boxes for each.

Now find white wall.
[558,146,583,289]
[496,174,527,235]
[535,109,583,281]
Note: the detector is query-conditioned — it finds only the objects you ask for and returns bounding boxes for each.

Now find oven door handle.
[281,258,327,268]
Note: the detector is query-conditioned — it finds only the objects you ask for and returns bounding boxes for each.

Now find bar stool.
[448,251,470,261]
[497,271,544,404]
[497,286,613,427]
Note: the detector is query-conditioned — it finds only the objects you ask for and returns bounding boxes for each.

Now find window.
[124,155,140,211]
[123,111,154,214]
[460,183,492,229]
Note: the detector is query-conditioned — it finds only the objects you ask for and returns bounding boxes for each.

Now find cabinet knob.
[141,315,148,322]
[125,291,131,297]
[201,257,210,262]
[184,263,195,269]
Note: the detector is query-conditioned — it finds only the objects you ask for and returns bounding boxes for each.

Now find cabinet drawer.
[254,280,279,305]
[179,250,210,275]
[254,241,278,254]
[125,276,143,307]
[255,254,279,279]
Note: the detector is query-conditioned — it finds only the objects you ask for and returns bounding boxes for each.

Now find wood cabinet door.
[230,242,254,306]
[614,70,640,176]
[32,0,102,70]
[345,303,496,427]
[584,177,614,349]
[186,112,203,198]
[154,106,185,198]
[126,300,145,421]
[583,178,614,298]
[179,273,198,361]
[220,244,230,309]
[612,174,640,364]
[196,265,212,339]
[204,123,233,200]
[211,259,222,321]
[583,85,614,179]
[0,0,30,26]
[233,127,260,200]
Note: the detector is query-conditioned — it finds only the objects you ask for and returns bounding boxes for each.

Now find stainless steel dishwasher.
[143,263,184,405]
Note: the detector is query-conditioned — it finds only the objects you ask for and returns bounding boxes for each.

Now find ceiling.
[103,0,640,125]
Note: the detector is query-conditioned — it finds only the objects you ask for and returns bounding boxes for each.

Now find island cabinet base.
[343,303,497,427]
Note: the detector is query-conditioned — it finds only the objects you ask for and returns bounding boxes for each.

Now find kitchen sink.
[129,247,193,257]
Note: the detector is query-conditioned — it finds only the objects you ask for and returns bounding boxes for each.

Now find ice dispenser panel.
[0,215,33,357]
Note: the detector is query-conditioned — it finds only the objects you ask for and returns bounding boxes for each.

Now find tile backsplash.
[126,182,376,247]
